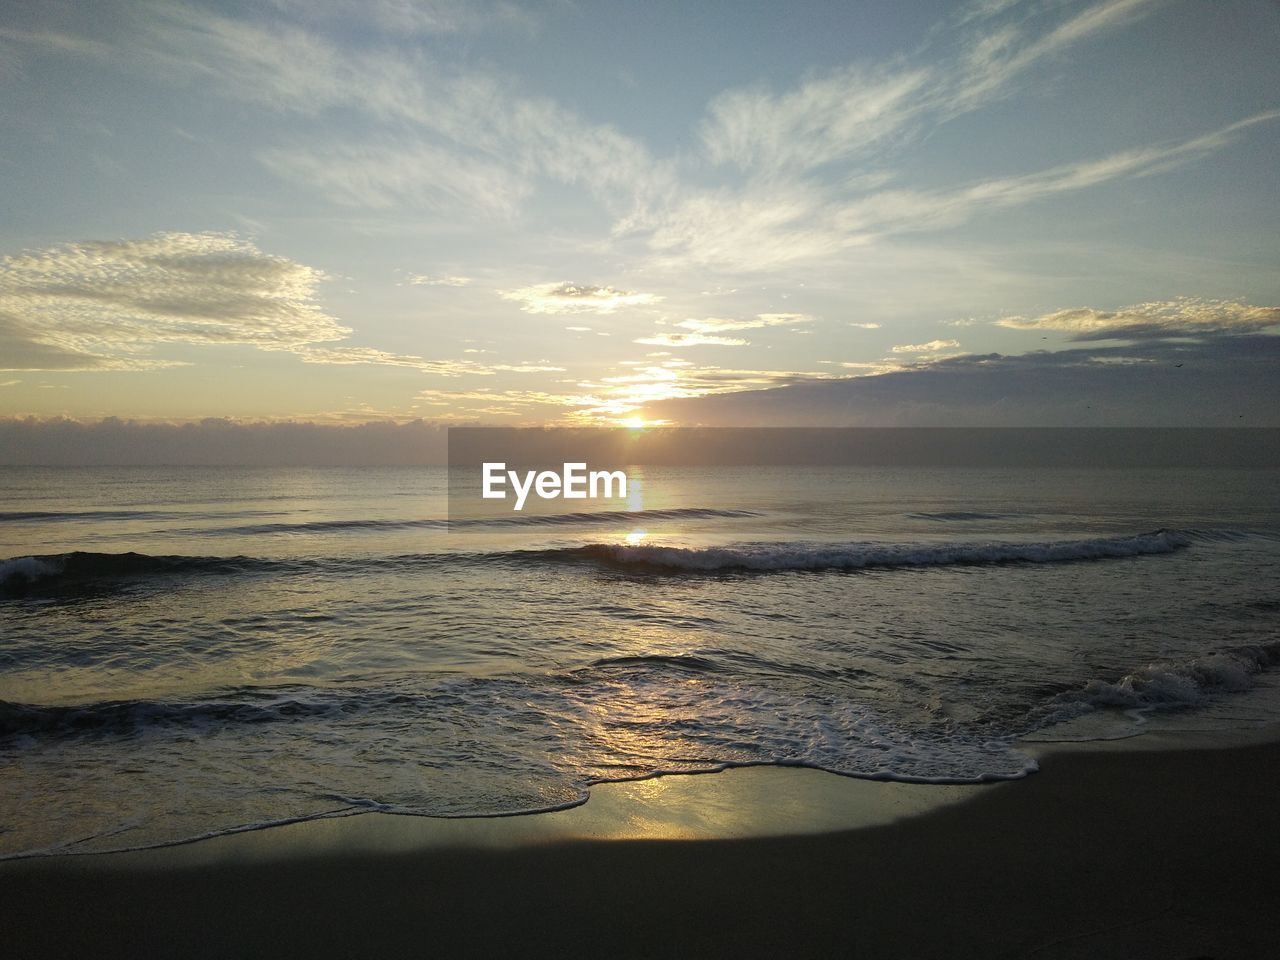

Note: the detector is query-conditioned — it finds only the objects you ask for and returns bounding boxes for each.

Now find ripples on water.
[1,465,1278,858]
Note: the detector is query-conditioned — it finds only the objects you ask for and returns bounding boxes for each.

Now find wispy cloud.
[635,0,1280,273]
[701,64,932,175]
[7,0,1251,283]
[570,361,845,422]
[699,0,1169,177]
[577,365,687,419]
[502,282,661,315]
[264,0,537,37]
[125,3,674,221]
[676,313,813,333]
[891,339,961,353]
[292,345,564,376]
[821,360,905,375]
[416,387,582,404]
[634,332,750,347]
[413,387,587,420]
[945,0,1167,112]
[262,139,530,216]
[654,111,1280,270]
[408,274,472,287]
[901,111,1280,221]
[0,25,117,61]
[950,0,1028,29]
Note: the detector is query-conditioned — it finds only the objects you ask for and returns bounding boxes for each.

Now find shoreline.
[4,728,1280,958]
[4,724,1275,866]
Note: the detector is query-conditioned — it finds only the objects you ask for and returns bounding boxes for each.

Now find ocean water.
[2,464,1279,859]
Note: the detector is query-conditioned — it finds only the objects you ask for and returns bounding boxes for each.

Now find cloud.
[945,0,1167,112]
[0,231,553,377]
[675,313,813,333]
[0,232,345,371]
[647,335,1280,427]
[294,347,563,376]
[701,64,932,175]
[634,333,750,347]
[639,0,1277,273]
[121,4,674,221]
[823,360,906,375]
[891,339,961,353]
[262,139,531,216]
[8,0,1253,280]
[893,111,1280,222]
[646,182,847,271]
[646,111,1278,272]
[32,1,1190,281]
[263,0,535,37]
[566,361,846,421]
[502,282,661,314]
[414,388,585,416]
[996,297,1280,341]
[408,274,472,286]
[950,0,1027,28]
[699,0,1168,177]
[0,321,175,372]
[849,322,881,329]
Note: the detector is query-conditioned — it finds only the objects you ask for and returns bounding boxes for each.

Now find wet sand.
[3,735,1279,959]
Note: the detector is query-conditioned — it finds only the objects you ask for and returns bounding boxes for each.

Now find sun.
[620,416,647,430]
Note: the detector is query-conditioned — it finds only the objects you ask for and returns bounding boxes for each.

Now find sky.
[1,0,1278,433]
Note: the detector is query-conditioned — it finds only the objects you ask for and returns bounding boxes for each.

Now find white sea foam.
[1077,645,1278,711]
[0,555,59,586]
[572,530,1189,572]
[1024,643,1280,738]
[0,669,1038,859]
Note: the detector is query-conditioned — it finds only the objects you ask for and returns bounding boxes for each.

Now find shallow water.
[2,465,1278,857]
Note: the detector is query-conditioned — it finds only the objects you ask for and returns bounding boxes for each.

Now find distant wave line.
[203,506,761,535]
[530,530,1194,573]
[7,529,1270,595]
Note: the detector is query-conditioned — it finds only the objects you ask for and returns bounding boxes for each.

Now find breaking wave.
[1041,642,1280,720]
[1,529,1197,595]
[0,551,292,593]
[546,530,1192,573]
[0,689,342,739]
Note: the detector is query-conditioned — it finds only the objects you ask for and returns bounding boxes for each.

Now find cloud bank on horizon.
[0,0,1276,429]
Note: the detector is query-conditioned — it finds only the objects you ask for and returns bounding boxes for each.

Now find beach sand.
[3,733,1278,959]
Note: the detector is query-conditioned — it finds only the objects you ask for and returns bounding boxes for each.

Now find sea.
[2,463,1279,859]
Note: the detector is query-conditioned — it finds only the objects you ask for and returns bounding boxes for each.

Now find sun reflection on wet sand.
[132,766,985,863]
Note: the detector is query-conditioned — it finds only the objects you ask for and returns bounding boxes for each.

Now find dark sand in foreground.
[3,736,1278,959]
